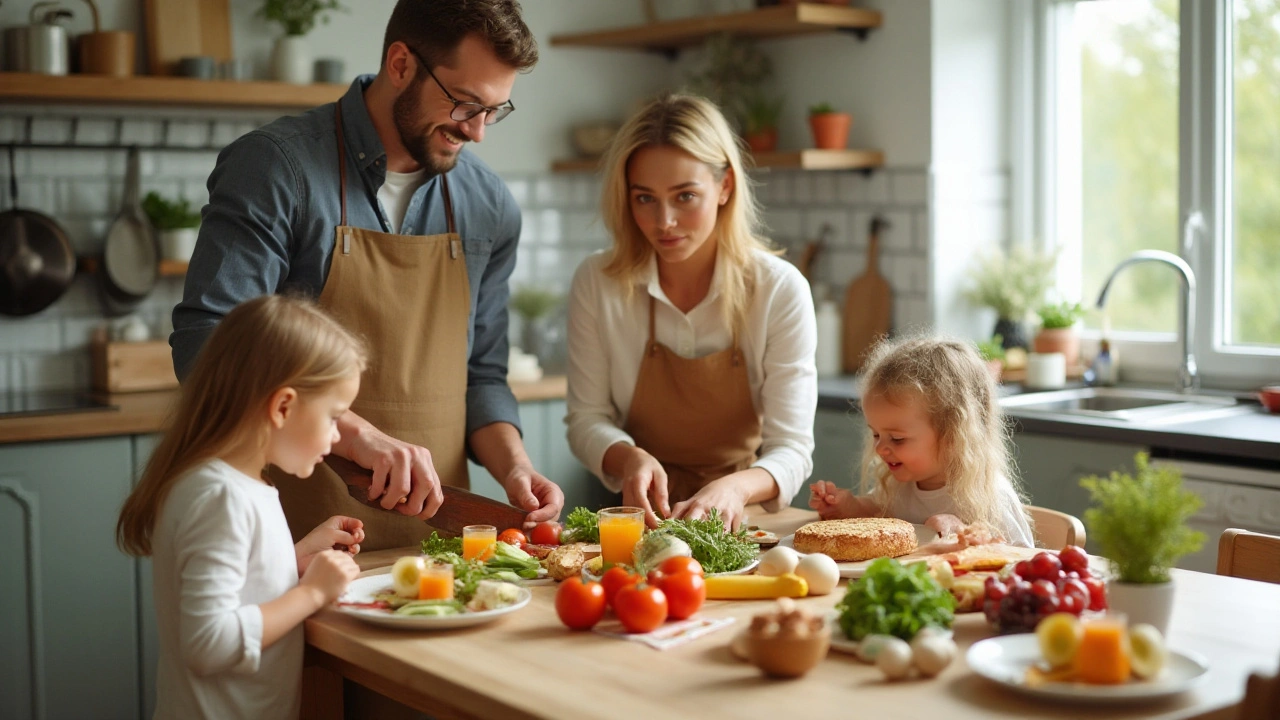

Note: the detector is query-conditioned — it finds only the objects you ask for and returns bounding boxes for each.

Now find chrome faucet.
[1095,250,1198,392]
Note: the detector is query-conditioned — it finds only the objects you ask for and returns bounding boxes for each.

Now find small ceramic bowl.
[1258,386,1280,413]
[743,630,830,678]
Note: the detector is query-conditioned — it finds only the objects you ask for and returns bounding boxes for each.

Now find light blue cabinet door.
[1012,432,1146,527]
[804,408,865,507]
[0,437,139,720]
[133,433,163,720]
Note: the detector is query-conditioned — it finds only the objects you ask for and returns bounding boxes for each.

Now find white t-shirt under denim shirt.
[888,479,1035,548]
[150,459,301,719]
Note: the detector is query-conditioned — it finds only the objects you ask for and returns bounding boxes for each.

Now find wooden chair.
[1239,650,1280,720]
[1216,528,1280,585]
[1027,505,1086,550]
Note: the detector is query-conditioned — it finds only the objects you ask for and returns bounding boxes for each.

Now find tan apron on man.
[623,296,763,504]
[270,102,471,551]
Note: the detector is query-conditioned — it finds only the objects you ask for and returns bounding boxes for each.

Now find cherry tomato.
[497,528,527,548]
[555,577,606,630]
[654,571,706,620]
[530,521,562,546]
[1058,545,1090,574]
[658,556,703,577]
[601,565,641,608]
[613,583,668,633]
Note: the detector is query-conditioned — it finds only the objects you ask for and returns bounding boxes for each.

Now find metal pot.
[0,146,76,316]
[4,2,73,75]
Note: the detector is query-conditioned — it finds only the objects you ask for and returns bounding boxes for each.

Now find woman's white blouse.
[566,249,818,512]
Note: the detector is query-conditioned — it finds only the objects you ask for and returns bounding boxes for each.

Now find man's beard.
[392,77,461,175]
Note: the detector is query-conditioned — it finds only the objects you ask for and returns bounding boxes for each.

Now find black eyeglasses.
[405,46,515,126]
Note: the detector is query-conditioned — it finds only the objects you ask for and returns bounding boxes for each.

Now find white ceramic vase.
[1106,579,1176,636]
[159,228,197,262]
[272,35,312,85]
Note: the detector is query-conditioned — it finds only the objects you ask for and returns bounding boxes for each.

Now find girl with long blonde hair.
[118,294,367,719]
[566,93,817,530]
[809,335,1035,547]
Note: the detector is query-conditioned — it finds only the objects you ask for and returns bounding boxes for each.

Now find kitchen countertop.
[817,375,1280,464]
[0,375,568,445]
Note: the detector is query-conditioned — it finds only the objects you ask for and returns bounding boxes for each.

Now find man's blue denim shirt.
[171,75,522,440]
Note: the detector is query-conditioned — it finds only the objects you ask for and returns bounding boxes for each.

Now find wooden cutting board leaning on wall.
[842,215,892,374]
[144,0,233,76]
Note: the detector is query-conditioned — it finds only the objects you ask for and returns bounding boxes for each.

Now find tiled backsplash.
[0,109,931,392]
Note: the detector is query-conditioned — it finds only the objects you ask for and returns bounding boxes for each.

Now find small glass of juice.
[1075,613,1131,684]
[417,562,454,600]
[462,524,497,561]
[598,506,645,566]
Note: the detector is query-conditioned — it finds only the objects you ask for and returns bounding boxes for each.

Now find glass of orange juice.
[462,524,497,561]
[598,506,645,566]
[1075,613,1130,684]
[417,562,454,600]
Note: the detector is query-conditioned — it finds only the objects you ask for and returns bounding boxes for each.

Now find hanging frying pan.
[100,145,157,314]
[0,145,75,316]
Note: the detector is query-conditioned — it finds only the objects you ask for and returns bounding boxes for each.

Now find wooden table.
[303,507,1280,720]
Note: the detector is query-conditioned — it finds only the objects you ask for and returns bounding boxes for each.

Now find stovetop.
[0,391,118,418]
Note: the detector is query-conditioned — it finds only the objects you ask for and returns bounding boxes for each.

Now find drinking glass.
[1075,612,1130,684]
[598,506,645,566]
[417,562,454,600]
[462,524,497,561]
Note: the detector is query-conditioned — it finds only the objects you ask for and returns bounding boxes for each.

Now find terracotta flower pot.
[1033,327,1080,368]
[808,112,851,150]
[744,128,778,153]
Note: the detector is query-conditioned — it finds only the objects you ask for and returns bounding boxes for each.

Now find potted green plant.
[141,191,201,262]
[741,90,783,153]
[963,246,1058,349]
[975,334,1006,383]
[685,33,772,134]
[808,102,851,150]
[257,0,346,85]
[510,286,563,368]
[1033,301,1086,367]
[1080,452,1205,635]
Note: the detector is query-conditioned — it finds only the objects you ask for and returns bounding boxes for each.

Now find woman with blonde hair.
[566,93,817,530]
[118,294,367,719]
[809,334,1035,547]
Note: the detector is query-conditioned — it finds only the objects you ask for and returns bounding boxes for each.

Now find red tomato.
[530,521,562,546]
[555,577,606,630]
[497,528,527,548]
[613,583,668,633]
[654,571,705,620]
[601,565,641,608]
[658,556,703,577]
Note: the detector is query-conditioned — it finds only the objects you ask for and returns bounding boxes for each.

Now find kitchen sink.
[999,386,1246,424]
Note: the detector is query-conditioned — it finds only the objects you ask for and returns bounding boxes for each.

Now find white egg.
[793,553,840,595]
[757,545,801,577]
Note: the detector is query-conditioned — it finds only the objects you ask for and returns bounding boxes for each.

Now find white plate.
[966,634,1209,703]
[707,557,760,576]
[779,524,939,578]
[336,574,531,630]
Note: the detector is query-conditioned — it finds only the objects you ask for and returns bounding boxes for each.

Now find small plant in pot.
[1034,301,1086,367]
[975,334,1006,383]
[963,246,1058,350]
[510,285,563,369]
[141,191,201,263]
[741,90,783,153]
[1080,452,1205,635]
[257,0,346,85]
[808,102,851,150]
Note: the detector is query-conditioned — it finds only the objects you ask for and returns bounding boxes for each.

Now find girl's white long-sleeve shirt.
[151,459,302,720]
[566,249,818,511]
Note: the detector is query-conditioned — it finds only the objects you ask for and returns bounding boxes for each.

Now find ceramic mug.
[178,55,216,80]
[313,57,345,84]
[1026,352,1067,390]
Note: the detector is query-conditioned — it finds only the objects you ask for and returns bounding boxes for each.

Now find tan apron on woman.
[270,102,471,551]
[623,296,763,504]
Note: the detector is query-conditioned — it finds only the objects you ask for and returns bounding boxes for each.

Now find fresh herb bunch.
[421,531,462,556]
[561,506,600,544]
[1080,452,1205,584]
[141,192,200,231]
[964,246,1059,320]
[809,102,836,116]
[256,0,346,37]
[975,334,1006,362]
[836,558,955,641]
[1037,301,1086,329]
[655,509,756,574]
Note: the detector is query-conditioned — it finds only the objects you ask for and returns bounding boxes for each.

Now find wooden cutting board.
[144,0,233,76]
[842,216,892,373]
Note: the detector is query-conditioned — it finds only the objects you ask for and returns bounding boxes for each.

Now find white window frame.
[1012,0,1280,390]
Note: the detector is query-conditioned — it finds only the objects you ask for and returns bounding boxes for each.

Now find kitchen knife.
[325,455,530,536]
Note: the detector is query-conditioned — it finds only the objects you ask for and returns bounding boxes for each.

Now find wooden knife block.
[92,340,179,393]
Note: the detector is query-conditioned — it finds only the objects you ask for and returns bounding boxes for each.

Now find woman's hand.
[611,445,670,528]
[670,475,751,531]
[296,515,364,575]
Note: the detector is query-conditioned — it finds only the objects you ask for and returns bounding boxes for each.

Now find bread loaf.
[792,518,918,562]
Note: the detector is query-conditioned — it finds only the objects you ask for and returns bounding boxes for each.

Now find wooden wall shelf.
[549,3,882,54]
[552,148,884,174]
[0,73,346,109]
[158,259,188,277]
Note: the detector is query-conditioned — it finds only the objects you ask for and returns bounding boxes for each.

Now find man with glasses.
[171,0,564,552]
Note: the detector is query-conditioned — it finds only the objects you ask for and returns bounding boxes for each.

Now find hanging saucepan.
[0,145,76,316]
[99,145,158,315]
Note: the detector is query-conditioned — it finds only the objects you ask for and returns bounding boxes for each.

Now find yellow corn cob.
[704,572,808,599]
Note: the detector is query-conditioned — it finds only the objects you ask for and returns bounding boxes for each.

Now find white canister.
[272,35,313,85]
[814,300,841,378]
[1025,352,1067,389]
[160,228,198,262]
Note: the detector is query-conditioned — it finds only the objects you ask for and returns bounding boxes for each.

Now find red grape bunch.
[982,545,1108,634]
